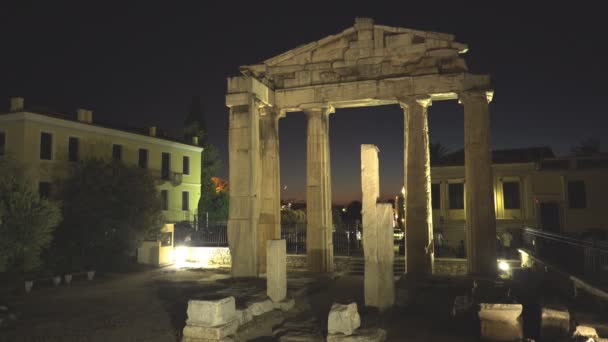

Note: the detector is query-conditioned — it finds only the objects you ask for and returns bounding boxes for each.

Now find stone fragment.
[327,328,387,342]
[182,318,238,340]
[273,298,295,312]
[182,337,234,342]
[478,303,523,341]
[247,299,274,316]
[235,309,253,325]
[573,325,598,340]
[267,239,287,302]
[540,306,570,340]
[327,303,361,336]
[478,303,523,321]
[186,297,236,327]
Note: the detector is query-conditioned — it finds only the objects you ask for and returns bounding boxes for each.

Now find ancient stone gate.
[225,18,496,277]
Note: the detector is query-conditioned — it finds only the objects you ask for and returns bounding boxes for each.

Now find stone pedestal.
[364,205,395,310]
[258,110,281,274]
[400,97,434,276]
[460,90,497,277]
[361,145,394,310]
[227,98,261,278]
[267,239,287,302]
[478,303,523,341]
[183,297,239,341]
[305,106,334,273]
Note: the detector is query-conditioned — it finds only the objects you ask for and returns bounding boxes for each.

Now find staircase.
[347,256,406,276]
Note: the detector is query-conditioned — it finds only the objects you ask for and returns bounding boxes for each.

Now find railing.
[522,227,608,283]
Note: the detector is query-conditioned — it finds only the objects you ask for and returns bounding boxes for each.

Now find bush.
[54,158,163,271]
[0,158,61,273]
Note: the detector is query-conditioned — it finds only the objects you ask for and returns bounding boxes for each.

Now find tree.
[184,95,207,144]
[429,142,449,164]
[182,97,228,223]
[281,208,306,225]
[0,157,61,273]
[54,158,163,270]
[571,138,600,156]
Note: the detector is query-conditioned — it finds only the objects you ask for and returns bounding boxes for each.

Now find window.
[161,190,168,210]
[138,149,148,168]
[39,182,51,198]
[112,144,122,161]
[183,156,190,175]
[568,180,586,209]
[0,131,5,156]
[503,181,521,209]
[431,183,440,209]
[68,137,79,162]
[182,191,189,211]
[161,152,170,180]
[449,183,464,209]
[40,132,53,160]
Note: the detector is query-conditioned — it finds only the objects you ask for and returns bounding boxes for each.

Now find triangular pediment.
[241,18,469,89]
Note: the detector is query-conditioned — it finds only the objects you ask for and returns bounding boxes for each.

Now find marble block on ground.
[267,239,287,302]
[186,297,236,327]
[273,298,295,312]
[182,318,239,340]
[246,298,274,316]
[574,325,599,340]
[328,303,361,336]
[478,303,523,341]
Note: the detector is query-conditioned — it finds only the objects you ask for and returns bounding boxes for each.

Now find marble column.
[460,90,497,276]
[304,106,334,273]
[258,107,281,274]
[400,97,434,276]
[227,97,261,278]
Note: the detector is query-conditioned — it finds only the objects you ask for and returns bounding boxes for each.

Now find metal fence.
[522,227,608,282]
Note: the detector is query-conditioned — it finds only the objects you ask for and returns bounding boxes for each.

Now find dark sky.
[2,2,607,205]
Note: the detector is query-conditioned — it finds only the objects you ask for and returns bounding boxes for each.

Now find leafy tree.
[429,142,449,164]
[54,158,163,270]
[182,97,228,223]
[0,157,61,273]
[571,138,600,156]
[281,208,306,225]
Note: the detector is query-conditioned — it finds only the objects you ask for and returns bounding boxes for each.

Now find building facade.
[429,147,608,249]
[0,97,203,225]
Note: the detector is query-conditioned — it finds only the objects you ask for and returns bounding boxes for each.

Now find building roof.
[433,147,555,166]
[0,104,200,148]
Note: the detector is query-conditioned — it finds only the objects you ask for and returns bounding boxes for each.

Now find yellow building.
[430,147,608,249]
[0,97,203,225]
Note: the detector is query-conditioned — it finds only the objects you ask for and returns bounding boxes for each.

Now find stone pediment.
[241,18,469,90]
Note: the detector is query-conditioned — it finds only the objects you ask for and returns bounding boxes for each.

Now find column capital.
[301,103,335,117]
[458,90,494,105]
[259,105,285,119]
[398,96,432,110]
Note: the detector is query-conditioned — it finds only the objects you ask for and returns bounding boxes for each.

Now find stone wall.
[434,258,468,275]
[285,255,351,272]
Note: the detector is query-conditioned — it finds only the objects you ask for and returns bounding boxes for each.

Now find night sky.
[2,2,607,205]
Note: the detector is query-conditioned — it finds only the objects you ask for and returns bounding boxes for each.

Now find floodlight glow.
[175,246,188,267]
[498,260,510,272]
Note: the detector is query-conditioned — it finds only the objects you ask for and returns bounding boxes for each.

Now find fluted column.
[400,97,434,276]
[227,97,261,278]
[258,107,281,274]
[460,90,497,276]
[304,105,334,273]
